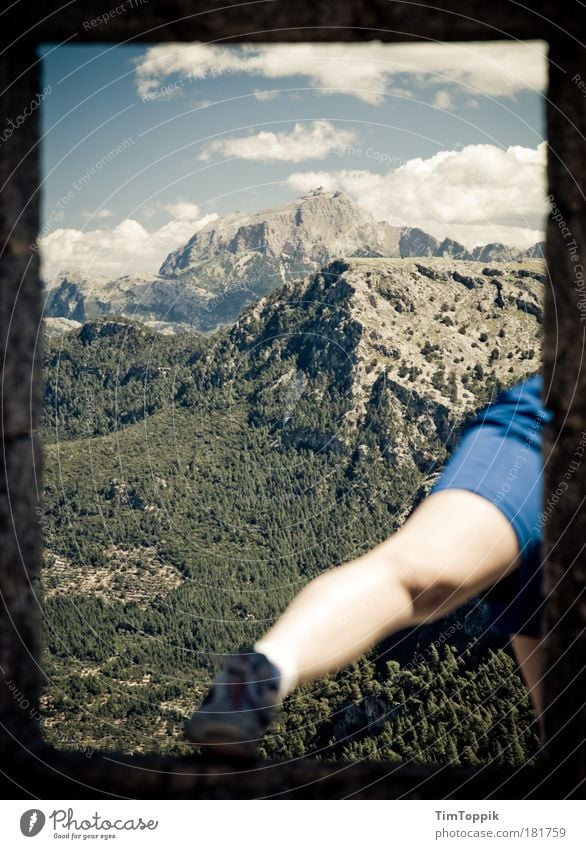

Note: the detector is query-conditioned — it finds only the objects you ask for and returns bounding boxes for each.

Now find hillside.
[43,257,543,442]
[40,257,543,761]
[43,189,545,334]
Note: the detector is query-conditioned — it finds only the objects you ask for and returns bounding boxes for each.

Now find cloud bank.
[134,41,546,105]
[40,211,218,279]
[286,142,547,249]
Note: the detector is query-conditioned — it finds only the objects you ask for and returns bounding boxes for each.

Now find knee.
[391,549,462,621]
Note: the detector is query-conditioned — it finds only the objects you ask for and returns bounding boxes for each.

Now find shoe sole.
[185,716,259,760]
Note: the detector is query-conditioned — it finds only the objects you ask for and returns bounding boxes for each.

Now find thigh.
[392,488,521,606]
[391,378,547,620]
[421,379,547,635]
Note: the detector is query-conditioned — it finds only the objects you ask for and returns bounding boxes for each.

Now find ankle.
[253,640,299,700]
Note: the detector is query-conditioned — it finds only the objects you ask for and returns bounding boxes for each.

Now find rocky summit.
[159,187,404,278]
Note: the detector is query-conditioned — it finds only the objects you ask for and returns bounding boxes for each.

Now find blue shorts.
[431,376,551,637]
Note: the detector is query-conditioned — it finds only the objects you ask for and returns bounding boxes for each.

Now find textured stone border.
[0,1,584,799]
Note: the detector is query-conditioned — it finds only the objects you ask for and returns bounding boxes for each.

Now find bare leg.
[512,634,544,738]
[187,488,541,754]
[257,489,521,687]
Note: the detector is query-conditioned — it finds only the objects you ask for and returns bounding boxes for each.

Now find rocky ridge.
[232,256,543,406]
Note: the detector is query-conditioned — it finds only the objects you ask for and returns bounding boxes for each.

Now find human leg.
[511,633,544,729]
[254,489,520,691]
[186,377,549,753]
[186,489,521,753]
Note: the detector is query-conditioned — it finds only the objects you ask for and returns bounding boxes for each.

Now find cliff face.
[158,188,404,279]
[232,256,543,410]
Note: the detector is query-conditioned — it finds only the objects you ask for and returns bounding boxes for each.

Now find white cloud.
[81,208,115,221]
[433,90,453,110]
[163,201,201,220]
[198,120,357,163]
[286,142,547,249]
[40,211,218,279]
[134,41,546,104]
[253,90,278,101]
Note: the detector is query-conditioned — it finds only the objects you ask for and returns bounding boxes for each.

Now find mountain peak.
[299,186,347,200]
[301,185,331,197]
[158,190,403,281]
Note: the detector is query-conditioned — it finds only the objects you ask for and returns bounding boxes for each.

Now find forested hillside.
[40,257,544,763]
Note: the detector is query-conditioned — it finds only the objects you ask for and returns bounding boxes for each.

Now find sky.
[39,40,547,279]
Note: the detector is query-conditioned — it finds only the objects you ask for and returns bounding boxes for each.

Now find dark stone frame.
[0,1,584,799]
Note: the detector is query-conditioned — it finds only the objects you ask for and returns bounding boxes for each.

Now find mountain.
[226,256,543,443]
[43,256,544,442]
[159,187,404,277]
[44,269,220,334]
[471,242,521,262]
[40,257,543,759]
[398,229,543,264]
[519,241,546,259]
[43,190,545,333]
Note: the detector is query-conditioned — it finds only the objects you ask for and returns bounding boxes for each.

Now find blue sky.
[39,41,547,278]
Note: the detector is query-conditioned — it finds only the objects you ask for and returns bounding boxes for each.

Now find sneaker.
[185,649,281,758]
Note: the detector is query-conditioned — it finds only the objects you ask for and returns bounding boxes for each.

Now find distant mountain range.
[44,188,545,334]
